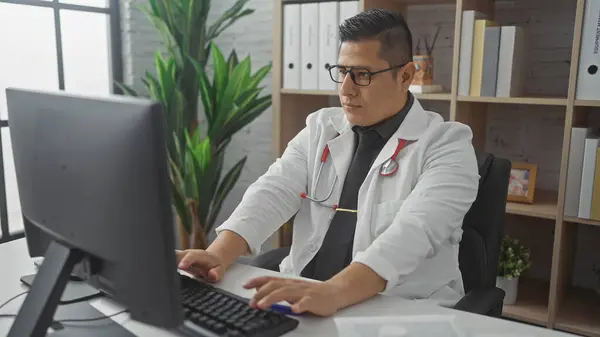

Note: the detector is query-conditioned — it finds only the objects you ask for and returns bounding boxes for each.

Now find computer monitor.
[5,88,183,336]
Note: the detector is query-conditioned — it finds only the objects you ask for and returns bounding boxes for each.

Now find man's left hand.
[243,276,342,316]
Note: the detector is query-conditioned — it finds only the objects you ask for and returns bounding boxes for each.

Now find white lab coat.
[216,98,480,306]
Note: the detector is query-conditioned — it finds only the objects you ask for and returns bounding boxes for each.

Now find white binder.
[575,0,600,100]
[300,2,319,90]
[339,0,360,24]
[318,1,339,91]
[283,3,301,89]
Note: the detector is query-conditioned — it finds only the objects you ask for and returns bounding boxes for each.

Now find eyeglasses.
[327,63,408,86]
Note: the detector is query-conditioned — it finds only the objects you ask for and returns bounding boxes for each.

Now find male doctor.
[176,8,479,316]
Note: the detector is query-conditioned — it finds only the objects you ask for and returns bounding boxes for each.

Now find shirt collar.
[351,91,414,141]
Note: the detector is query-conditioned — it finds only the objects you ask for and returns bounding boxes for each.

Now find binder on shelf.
[300,1,319,90]
[565,127,589,217]
[480,26,501,97]
[283,2,301,89]
[575,0,600,100]
[318,1,339,91]
[496,26,525,97]
[339,0,360,24]
[458,10,486,96]
[469,19,496,96]
[590,147,600,220]
[578,136,600,219]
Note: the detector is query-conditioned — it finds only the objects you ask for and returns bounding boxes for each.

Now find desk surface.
[0,238,576,337]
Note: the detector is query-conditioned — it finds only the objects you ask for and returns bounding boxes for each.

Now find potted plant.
[169,44,271,249]
[116,0,272,249]
[497,235,532,305]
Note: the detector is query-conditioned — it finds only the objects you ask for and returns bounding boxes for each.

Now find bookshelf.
[271,0,600,335]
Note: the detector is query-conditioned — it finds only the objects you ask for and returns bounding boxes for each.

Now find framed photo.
[507,162,538,204]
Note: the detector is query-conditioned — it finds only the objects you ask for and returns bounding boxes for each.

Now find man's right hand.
[176,249,225,283]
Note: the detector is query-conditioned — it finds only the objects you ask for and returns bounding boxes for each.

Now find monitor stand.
[8,240,135,337]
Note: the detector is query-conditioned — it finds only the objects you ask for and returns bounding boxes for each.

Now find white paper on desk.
[334,315,467,337]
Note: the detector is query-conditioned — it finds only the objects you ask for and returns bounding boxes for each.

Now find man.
[176,8,479,316]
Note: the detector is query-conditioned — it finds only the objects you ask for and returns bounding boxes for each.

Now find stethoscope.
[300,138,408,212]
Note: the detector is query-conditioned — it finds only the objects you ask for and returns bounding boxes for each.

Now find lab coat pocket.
[371,199,404,238]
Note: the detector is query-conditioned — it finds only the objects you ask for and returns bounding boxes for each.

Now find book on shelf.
[458,11,525,98]
[458,10,487,96]
[565,127,600,220]
[496,26,525,97]
[480,26,501,97]
[469,19,497,96]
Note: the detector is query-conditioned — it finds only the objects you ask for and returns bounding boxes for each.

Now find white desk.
[0,238,576,337]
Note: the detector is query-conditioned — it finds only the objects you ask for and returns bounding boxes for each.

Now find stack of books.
[458,11,526,98]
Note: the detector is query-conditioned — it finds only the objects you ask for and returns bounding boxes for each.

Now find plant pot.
[496,276,519,305]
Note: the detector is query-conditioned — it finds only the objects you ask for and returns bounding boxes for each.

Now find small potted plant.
[497,235,532,305]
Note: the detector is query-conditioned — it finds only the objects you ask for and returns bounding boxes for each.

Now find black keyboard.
[179,274,299,337]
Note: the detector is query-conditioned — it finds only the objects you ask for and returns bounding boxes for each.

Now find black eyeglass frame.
[327,62,409,86]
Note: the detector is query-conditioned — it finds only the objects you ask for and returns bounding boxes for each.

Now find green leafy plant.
[116,0,272,249]
[498,235,532,279]
[170,43,271,249]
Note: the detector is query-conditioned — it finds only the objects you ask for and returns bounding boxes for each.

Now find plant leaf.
[140,7,184,67]
[206,156,247,232]
[227,49,239,75]
[222,95,271,138]
[246,63,272,90]
[114,81,139,96]
[211,42,229,108]
[169,156,191,234]
[206,0,250,39]
[211,9,254,39]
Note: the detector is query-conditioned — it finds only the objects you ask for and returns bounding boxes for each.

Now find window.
[60,0,109,8]
[61,9,112,96]
[0,3,59,120]
[0,0,122,242]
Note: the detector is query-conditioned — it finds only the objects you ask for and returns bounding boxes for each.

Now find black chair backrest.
[459,152,511,293]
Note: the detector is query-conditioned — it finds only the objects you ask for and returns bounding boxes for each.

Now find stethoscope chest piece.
[379,138,408,177]
[380,158,399,176]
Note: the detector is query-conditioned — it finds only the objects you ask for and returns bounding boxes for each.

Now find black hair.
[339,8,413,67]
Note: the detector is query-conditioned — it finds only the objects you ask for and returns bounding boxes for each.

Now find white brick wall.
[122,0,599,286]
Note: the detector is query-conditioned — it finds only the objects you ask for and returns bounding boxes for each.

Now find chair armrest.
[453,287,505,317]
[243,247,291,272]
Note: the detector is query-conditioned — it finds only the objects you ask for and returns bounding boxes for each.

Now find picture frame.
[507,162,538,204]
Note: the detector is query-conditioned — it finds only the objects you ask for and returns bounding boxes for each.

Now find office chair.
[247,151,511,318]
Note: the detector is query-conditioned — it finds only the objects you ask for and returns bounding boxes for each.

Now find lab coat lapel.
[369,98,429,174]
[327,112,354,185]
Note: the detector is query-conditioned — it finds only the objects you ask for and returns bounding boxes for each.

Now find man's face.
[335,39,414,126]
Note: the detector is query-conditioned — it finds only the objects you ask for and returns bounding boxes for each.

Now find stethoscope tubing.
[301,138,408,209]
